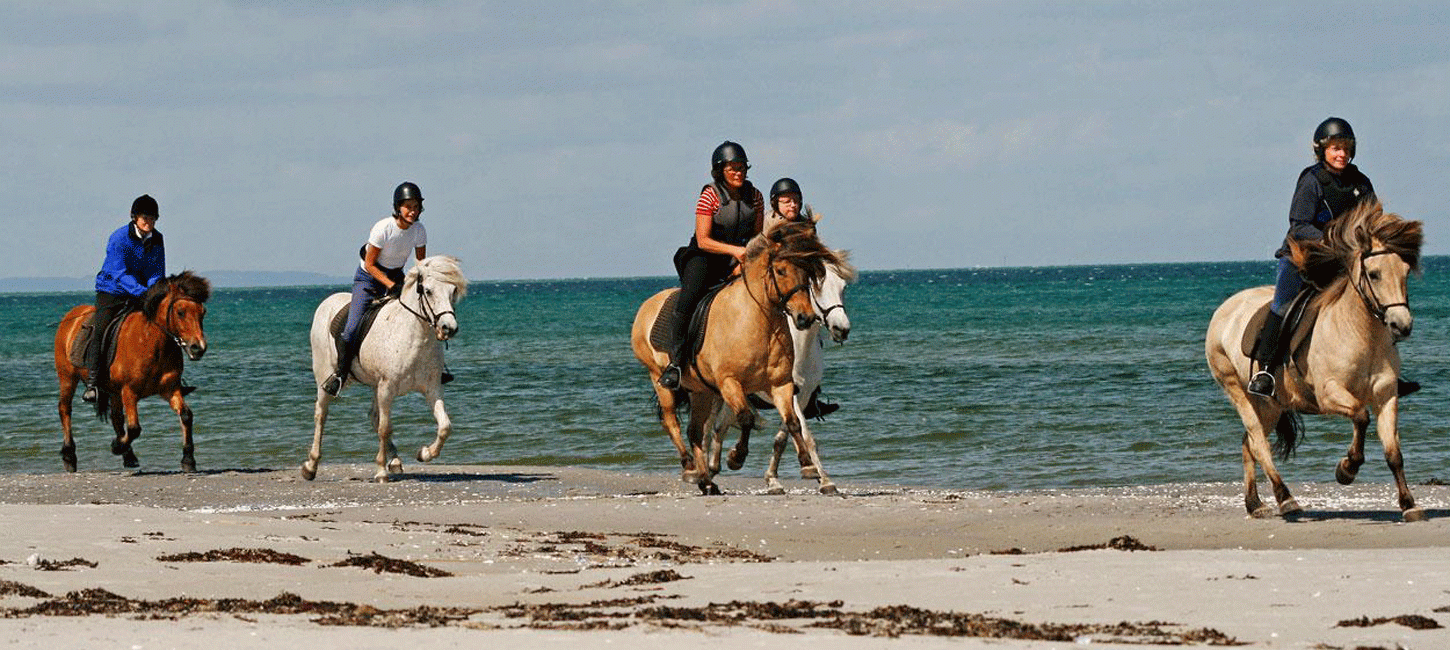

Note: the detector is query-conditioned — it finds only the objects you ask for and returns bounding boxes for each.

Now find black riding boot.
[322,347,356,396]
[801,387,840,419]
[81,333,103,403]
[659,308,690,390]
[1247,311,1285,397]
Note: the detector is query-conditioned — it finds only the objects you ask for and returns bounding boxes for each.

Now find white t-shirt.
[362,217,427,270]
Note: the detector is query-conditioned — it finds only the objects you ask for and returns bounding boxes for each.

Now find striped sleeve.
[695,185,720,216]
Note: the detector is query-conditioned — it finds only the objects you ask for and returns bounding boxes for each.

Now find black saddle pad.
[329,298,388,352]
[649,282,729,365]
[69,306,137,370]
[1240,287,1321,359]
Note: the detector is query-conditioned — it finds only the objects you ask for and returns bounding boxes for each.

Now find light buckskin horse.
[302,255,467,482]
[632,221,832,495]
[709,253,856,494]
[1206,200,1425,521]
[53,271,211,472]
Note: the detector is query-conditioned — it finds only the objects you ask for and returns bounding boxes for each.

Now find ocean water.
[2,259,1447,492]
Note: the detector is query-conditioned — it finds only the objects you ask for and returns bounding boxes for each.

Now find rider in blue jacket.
[83,195,165,402]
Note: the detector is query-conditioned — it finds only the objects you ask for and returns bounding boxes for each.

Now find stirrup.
[322,373,344,396]
[1246,371,1275,398]
[658,364,681,390]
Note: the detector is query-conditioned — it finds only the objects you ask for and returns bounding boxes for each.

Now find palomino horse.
[302,255,468,482]
[709,254,856,494]
[1206,200,1424,521]
[53,272,211,472]
[631,221,833,495]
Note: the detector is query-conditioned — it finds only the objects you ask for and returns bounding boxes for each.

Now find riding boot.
[801,387,840,420]
[659,309,690,390]
[323,347,356,396]
[1247,311,1285,398]
[1397,378,1421,397]
[81,338,103,403]
[658,345,683,390]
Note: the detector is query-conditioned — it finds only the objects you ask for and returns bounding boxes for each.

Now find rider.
[82,194,166,403]
[658,141,765,390]
[321,181,429,396]
[764,177,839,418]
[1246,117,1418,398]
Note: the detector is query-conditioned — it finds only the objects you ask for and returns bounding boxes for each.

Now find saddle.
[328,297,390,372]
[649,281,731,373]
[69,305,138,372]
[1240,287,1322,365]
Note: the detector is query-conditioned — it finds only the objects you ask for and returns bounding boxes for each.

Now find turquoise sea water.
[2,259,1447,491]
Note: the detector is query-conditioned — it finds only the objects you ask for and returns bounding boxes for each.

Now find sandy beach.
[0,464,1447,649]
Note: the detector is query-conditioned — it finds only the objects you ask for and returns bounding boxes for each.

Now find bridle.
[744,249,813,319]
[810,272,845,323]
[396,275,456,333]
[159,292,202,350]
[1354,249,1409,323]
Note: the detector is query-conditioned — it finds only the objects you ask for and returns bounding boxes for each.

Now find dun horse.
[1206,200,1425,521]
[631,221,834,495]
[303,255,467,482]
[53,272,211,472]
[710,254,856,494]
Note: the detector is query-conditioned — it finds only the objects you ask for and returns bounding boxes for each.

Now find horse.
[708,253,857,494]
[53,271,211,472]
[631,221,835,495]
[302,255,468,482]
[1205,200,1425,521]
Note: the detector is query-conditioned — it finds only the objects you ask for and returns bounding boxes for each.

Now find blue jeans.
[1269,257,1302,316]
[340,266,401,346]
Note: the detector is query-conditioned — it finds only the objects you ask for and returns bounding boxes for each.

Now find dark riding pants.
[671,248,735,363]
[1270,257,1302,316]
[85,291,133,384]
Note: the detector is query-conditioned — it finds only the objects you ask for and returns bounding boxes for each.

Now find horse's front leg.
[717,380,755,472]
[301,390,333,480]
[112,390,142,469]
[1373,398,1424,521]
[416,386,451,463]
[785,396,835,495]
[372,389,402,481]
[168,391,196,473]
[1335,411,1370,485]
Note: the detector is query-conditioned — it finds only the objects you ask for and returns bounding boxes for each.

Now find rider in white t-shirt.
[321,182,429,396]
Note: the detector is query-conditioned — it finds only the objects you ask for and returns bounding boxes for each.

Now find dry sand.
[0,464,1447,649]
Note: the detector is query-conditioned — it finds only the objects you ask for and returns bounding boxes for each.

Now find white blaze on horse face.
[813,265,851,343]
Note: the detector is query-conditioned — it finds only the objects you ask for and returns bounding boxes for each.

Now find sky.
[6,1,1450,282]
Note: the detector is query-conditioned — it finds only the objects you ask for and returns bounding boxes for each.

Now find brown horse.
[1206,200,1424,521]
[53,272,211,472]
[631,221,834,495]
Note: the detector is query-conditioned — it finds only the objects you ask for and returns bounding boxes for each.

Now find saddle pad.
[648,285,726,363]
[69,308,134,370]
[1239,289,1321,360]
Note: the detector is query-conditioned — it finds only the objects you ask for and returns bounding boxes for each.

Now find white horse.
[710,254,856,494]
[302,255,468,482]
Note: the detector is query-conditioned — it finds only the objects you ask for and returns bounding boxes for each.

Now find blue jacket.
[95,223,165,296]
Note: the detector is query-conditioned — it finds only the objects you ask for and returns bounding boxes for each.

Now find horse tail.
[93,387,111,422]
[1272,411,1303,462]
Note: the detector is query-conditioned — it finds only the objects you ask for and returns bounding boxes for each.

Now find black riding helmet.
[710,141,749,181]
[131,194,159,218]
[393,182,424,210]
[1313,117,1356,160]
[769,177,801,211]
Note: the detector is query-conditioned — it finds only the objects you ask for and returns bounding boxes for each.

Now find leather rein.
[1354,249,1409,323]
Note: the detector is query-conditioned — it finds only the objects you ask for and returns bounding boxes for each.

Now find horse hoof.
[700,483,722,496]
[1249,505,1276,519]
[374,474,391,483]
[122,454,140,469]
[181,459,196,473]
[819,484,839,496]
[766,485,786,495]
[727,449,746,471]
[300,465,316,481]
[799,466,820,479]
[417,447,435,463]
[111,439,128,456]
[1279,498,1302,517]
[63,461,77,473]
[1403,507,1428,523]
[1334,459,1359,485]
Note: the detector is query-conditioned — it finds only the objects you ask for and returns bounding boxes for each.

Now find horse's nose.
[794,312,819,330]
[1392,321,1412,342]
[187,341,207,360]
[437,319,458,341]
[832,324,851,343]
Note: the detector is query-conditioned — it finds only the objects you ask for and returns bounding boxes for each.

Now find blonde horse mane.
[1289,199,1423,306]
[743,220,843,284]
[404,255,470,301]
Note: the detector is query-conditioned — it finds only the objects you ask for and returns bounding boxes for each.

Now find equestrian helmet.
[393,181,424,208]
[769,177,802,208]
[711,141,749,172]
[130,194,159,218]
[1313,117,1356,159]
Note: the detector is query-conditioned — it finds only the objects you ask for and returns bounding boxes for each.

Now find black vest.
[1311,164,1373,226]
[695,181,759,248]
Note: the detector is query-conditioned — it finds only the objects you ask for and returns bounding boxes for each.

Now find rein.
[1353,249,1408,323]
[743,250,812,319]
[159,293,196,350]
[396,276,456,332]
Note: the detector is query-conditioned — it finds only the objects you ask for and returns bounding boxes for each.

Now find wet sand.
[1,464,1447,648]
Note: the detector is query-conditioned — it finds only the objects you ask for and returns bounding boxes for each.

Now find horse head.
[143,271,211,360]
[405,255,468,341]
[746,222,832,330]
[1291,199,1422,341]
[815,252,857,343]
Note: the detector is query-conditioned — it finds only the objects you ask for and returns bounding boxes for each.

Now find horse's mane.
[1289,200,1423,305]
[744,221,844,283]
[142,271,211,319]
[828,248,859,284]
[405,255,469,300]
